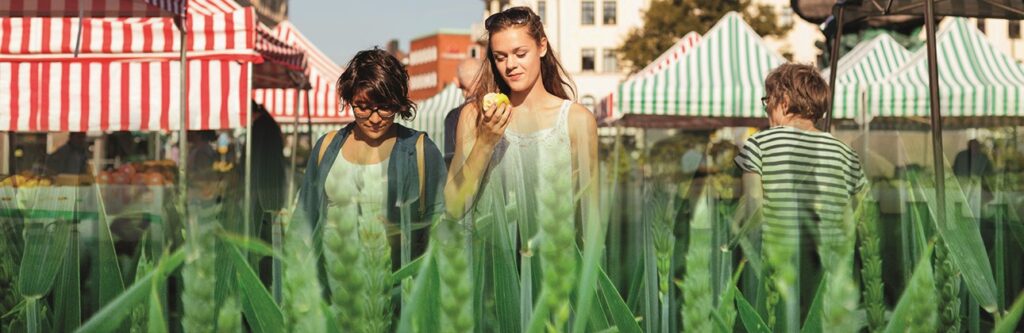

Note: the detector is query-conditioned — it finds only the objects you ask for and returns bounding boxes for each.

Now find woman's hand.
[476,102,512,146]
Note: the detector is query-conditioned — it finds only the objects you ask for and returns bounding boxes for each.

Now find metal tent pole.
[923,0,947,224]
[176,15,190,233]
[826,2,847,132]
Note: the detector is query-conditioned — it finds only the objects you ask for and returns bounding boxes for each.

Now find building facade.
[474,0,651,111]
[407,30,474,101]
[972,18,1024,62]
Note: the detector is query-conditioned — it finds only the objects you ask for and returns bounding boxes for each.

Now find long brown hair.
[471,6,575,109]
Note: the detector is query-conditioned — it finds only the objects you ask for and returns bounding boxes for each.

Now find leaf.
[736,288,771,333]
[97,213,127,310]
[397,251,440,333]
[912,172,999,313]
[596,263,643,333]
[53,225,81,332]
[800,277,826,333]
[883,244,936,333]
[18,220,71,297]
[715,261,746,333]
[147,276,167,333]
[227,244,284,333]
[75,248,186,333]
[219,232,276,258]
[711,310,731,332]
[994,292,1024,333]
[391,255,424,285]
[492,217,521,333]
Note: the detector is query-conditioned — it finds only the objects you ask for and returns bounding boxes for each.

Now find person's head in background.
[967,139,984,153]
[457,57,482,98]
[762,63,829,130]
[338,48,416,142]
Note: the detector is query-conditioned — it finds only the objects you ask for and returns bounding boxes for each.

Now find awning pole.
[923,0,947,224]
[825,2,846,132]
[176,14,190,235]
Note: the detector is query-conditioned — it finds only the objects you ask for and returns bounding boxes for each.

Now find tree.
[618,0,793,73]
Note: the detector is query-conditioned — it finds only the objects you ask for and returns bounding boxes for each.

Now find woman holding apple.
[444,6,601,321]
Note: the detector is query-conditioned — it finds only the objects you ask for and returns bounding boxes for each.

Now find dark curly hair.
[337,48,417,120]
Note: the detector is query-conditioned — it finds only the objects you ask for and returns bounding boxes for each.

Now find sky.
[289,0,484,66]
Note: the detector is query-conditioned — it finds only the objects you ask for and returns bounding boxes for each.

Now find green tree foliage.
[619,0,793,73]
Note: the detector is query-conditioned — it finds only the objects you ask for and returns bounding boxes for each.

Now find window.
[538,1,546,25]
[603,49,618,73]
[977,19,986,33]
[581,48,595,71]
[780,7,794,27]
[1010,20,1020,39]
[581,1,595,25]
[602,1,616,25]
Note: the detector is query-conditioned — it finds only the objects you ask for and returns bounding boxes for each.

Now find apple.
[481,91,509,110]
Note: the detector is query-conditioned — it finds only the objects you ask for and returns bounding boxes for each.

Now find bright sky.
[289,0,483,67]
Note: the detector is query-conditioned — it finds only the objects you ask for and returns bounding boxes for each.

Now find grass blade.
[227,244,284,333]
[911,171,999,313]
[18,220,71,297]
[736,287,771,333]
[75,248,186,333]
[146,275,167,333]
[53,224,81,332]
[994,292,1024,333]
[883,243,937,333]
[491,214,521,333]
[715,260,746,333]
[396,251,441,333]
[800,278,826,333]
[596,258,642,333]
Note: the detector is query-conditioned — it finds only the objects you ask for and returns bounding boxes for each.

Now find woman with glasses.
[292,48,446,327]
[735,63,867,331]
[444,6,600,328]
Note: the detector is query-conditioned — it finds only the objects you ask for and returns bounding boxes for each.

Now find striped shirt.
[734,126,867,245]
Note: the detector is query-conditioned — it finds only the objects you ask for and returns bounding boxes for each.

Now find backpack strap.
[317,130,338,165]
[416,133,426,214]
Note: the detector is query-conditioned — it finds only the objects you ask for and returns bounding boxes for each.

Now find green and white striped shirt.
[734,126,867,245]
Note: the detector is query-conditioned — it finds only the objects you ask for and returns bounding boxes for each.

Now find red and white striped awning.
[1,0,184,18]
[629,32,701,79]
[0,0,305,132]
[253,21,352,124]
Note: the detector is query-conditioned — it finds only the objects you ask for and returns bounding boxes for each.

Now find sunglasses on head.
[485,6,532,30]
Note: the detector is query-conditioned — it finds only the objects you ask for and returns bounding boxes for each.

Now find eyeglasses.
[351,104,399,120]
[485,6,532,30]
[760,97,768,108]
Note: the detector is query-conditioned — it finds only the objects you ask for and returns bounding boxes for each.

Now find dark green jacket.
[294,123,447,261]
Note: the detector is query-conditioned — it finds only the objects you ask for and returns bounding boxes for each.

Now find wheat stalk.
[682,193,712,332]
[434,215,473,333]
[357,213,393,333]
[905,260,937,333]
[281,209,327,332]
[322,205,365,331]
[129,253,154,333]
[934,239,961,333]
[215,296,242,332]
[857,199,886,333]
[537,159,577,330]
[181,220,218,333]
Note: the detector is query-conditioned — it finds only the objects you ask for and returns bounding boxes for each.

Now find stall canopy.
[597,32,701,123]
[824,33,911,121]
[253,21,350,125]
[867,18,1024,120]
[400,83,464,144]
[605,12,784,128]
[631,32,702,79]
[0,0,302,132]
[1,0,184,17]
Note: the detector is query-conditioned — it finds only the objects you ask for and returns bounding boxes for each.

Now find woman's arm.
[444,102,512,219]
[568,104,600,220]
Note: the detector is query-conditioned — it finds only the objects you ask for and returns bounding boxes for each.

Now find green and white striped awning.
[826,33,911,120]
[868,18,1024,118]
[597,32,701,123]
[401,83,464,144]
[610,12,784,123]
